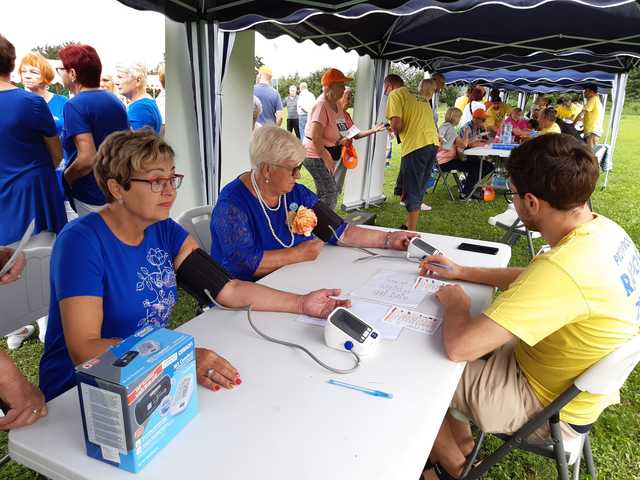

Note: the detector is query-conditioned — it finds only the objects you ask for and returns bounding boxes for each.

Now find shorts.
[450,342,581,443]
[401,144,437,212]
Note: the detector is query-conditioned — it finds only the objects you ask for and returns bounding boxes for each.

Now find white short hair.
[116,61,148,86]
[250,125,305,170]
[299,82,308,90]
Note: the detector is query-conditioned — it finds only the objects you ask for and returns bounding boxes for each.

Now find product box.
[76,327,198,473]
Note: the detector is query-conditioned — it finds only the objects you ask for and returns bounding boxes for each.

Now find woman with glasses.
[210,126,415,282]
[39,129,349,401]
[57,44,129,216]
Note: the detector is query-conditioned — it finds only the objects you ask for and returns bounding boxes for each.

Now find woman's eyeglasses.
[55,67,67,75]
[129,174,184,192]
[275,163,303,177]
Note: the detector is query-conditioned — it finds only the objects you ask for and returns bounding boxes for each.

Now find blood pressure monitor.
[407,237,442,262]
[325,307,381,356]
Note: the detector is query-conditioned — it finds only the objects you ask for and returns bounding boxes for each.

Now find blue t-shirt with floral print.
[40,213,188,401]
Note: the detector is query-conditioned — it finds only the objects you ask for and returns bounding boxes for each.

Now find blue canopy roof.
[444,68,615,85]
[119,0,640,73]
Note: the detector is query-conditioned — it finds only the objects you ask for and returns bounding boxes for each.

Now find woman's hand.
[300,288,351,319]
[322,150,337,174]
[387,231,417,251]
[373,123,386,133]
[419,255,463,280]
[294,239,324,262]
[196,347,241,392]
[0,247,26,285]
[0,371,48,431]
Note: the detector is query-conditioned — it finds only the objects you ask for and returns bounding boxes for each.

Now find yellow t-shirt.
[583,95,603,135]
[555,105,574,121]
[539,122,561,135]
[454,95,470,111]
[485,104,512,129]
[385,86,439,157]
[485,215,640,425]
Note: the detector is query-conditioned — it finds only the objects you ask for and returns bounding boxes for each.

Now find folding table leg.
[550,417,570,480]
[582,434,597,479]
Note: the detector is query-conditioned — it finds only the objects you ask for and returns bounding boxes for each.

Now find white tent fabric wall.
[342,57,390,210]
[185,21,235,205]
[604,73,628,188]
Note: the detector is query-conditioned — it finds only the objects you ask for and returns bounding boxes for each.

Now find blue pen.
[327,379,393,399]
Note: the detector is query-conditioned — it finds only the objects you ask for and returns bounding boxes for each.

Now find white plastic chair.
[176,205,213,252]
[461,335,640,480]
[0,246,52,337]
[488,204,542,259]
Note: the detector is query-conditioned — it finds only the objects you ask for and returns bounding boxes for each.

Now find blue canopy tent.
[117,0,640,204]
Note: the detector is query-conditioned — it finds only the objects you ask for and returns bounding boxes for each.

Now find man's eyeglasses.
[503,189,528,204]
[129,174,184,192]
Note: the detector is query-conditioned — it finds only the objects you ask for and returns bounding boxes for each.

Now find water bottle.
[502,122,513,144]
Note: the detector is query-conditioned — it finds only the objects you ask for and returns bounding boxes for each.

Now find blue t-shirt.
[39,213,189,401]
[253,83,283,125]
[62,90,129,205]
[127,97,162,133]
[47,93,67,137]
[210,178,347,281]
[0,88,66,244]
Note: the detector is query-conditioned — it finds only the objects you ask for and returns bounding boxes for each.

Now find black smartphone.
[458,242,499,255]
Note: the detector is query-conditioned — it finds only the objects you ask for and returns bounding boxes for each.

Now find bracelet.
[384,232,392,249]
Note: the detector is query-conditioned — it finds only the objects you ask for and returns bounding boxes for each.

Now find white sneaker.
[399,201,432,211]
[37,316,48,343]
[6,325,36,351]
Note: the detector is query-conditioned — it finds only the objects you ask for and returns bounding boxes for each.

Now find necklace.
[250,171,294,248]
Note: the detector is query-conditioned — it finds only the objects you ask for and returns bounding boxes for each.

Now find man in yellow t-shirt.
[577,84,604,150]
[384,74,439,231]
[484,92,512,134]
[419,134,639,480]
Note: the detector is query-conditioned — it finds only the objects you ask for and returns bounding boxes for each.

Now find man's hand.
[435,284,471,313]
[419,255,463,280]
[300,288,351,319]
[0,247,26,285]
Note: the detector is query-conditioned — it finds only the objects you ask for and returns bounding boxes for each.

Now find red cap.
[321,68,353,87]
[472,109,487,120]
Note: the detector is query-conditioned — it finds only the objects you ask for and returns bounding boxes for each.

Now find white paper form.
[349,270,427,308]
[382,306,442,335]
[296,299,403,340]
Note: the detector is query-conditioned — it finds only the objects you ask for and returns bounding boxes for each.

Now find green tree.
[33,41,78,59]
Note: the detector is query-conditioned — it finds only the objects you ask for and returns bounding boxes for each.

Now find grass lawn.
[2,114,639,479]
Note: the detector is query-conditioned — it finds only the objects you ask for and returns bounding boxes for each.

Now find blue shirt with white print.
[39,213,188,401]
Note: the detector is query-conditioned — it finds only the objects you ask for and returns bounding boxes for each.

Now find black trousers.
[286,118,300,138]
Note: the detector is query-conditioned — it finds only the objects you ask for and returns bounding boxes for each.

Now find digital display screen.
[413,238,438,255]
[331,309,369,343]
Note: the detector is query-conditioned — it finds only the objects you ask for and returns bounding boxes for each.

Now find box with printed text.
[75,327,198,473]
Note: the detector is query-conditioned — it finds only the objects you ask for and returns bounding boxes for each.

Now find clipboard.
[0,219,35,277]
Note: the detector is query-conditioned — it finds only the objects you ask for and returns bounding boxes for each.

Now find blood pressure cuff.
[312,201,347,244]
[176,248,231,306]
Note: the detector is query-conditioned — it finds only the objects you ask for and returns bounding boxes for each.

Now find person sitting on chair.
[418,134,639,479]
[210,126,416,281]
[39,129,351,402]
[437,107,494,200]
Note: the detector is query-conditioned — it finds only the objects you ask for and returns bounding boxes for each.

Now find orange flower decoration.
[288,206,318,237]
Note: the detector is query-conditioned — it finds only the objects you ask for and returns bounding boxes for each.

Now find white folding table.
[463,146,513,197]
[10,231,510,480]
